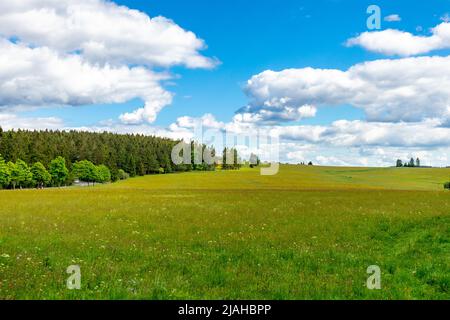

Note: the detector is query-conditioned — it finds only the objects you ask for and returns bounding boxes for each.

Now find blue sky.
[20,0,448,127]
[2,0,450,166]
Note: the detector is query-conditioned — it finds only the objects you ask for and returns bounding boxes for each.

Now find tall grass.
[0,165,448,299]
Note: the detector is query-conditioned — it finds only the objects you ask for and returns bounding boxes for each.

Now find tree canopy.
[0,128,216,180]
[31,162,51,188]
[49,156,69,186]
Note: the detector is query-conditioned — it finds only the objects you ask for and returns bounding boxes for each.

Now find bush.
[96,165,111,184]
[444,182,450,190]
[117,169,129,180]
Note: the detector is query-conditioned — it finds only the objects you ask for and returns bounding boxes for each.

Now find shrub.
[118,169,130,180]
[444,182,450,190]
[96,165,111,184]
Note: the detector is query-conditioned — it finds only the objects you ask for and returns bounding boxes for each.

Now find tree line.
[396,158,421,167]
[222,148,242,170]
[0,127,217,183]
[0,155,123,190]
[0,128,251,190]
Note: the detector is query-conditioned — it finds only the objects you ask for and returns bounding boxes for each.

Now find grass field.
[0,165,449,300]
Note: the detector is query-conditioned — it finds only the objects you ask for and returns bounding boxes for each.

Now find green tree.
[0,127,217,180]
[96,165,111,183]
[396,159,403,167]
[49,156,69,187]
[146,153,160,174]
[72,160,97,185]
[31,162,51,188]
[416,158,421,167]
[0,155,10,188]
[9,160,32,189]
[7,162,16,189]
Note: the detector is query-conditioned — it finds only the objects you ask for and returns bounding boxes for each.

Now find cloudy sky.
[1,0,450,167]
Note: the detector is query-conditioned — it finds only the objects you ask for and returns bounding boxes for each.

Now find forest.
[0,127,218,186]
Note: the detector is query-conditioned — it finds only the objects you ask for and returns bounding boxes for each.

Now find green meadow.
[0,165,449,300]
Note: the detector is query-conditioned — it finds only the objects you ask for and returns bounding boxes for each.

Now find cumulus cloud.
[0,113,64,130]
[0,0,217,124]
[172,113,225,130]
[243,55,450,123]
[281,142,450,167]
[164,113,450,151]
[72,122,194,141]
[274,120,450,167]
[0,0,216,68]
[346,22,450,56]
[384,14,401,22]
[4,109,450,166]
[0,40,173,123]
[275,119,450,148]
[235,103,317,124]
[156,113,450,166]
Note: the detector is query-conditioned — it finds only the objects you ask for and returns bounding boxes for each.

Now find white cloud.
[0,113,64,130]
[0,0,218,124]
[73,122,194,141]
[243,55,450,123]
[172,113,225,130]
[276,119,450,148]
[235,103,317,124]
[3,110,450,167]
[384,14,401,22]
[346,22,450,56]
[161,113,450,166]
[0,0,216,69]
[0,40,173,123]
[274,120,450,167]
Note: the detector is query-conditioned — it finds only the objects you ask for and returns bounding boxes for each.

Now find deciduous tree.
[49,156,69,187]
[31,162,51,188]
[0,155,10,188]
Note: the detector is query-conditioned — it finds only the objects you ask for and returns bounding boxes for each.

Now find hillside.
[0,165,449,299]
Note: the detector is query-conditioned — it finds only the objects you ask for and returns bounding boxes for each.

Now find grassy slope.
[0,165,449,299]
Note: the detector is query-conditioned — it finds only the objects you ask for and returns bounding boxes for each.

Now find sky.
[1,0,450,166]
